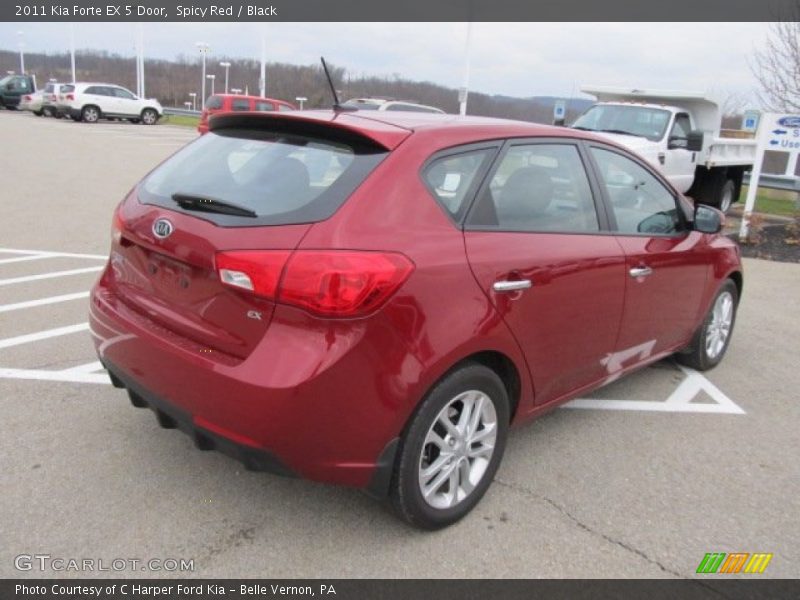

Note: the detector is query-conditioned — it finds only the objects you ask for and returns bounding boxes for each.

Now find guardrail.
[744,173,800,193]
[163,107,201,117]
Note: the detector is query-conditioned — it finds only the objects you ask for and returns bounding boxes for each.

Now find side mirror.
[668,136,688,150]
[694,204,723,234]
[686,130,704,152]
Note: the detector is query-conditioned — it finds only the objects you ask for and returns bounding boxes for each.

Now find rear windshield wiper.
[171,193,257,218]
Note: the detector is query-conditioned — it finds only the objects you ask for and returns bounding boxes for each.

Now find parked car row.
[7,79,164,124]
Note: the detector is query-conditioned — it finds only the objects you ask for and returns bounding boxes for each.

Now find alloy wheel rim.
[143,111,155,124]
[705,291,734,359]
[86,108,98,122]
[418,390,497,510]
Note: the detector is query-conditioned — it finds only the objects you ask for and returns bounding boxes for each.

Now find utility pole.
[69,23,76,83]
[459,21,473,116]
[220,61,231,94]
[259,35,266,97]
[196,42,210,110]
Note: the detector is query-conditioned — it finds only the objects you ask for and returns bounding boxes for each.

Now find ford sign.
[777,116,800,128]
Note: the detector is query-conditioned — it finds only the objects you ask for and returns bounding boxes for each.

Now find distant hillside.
[0,48,591,123]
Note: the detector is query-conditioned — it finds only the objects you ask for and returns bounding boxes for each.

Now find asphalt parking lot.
[1,110,798,579]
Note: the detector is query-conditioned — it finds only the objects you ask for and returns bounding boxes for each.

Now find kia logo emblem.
[152,218,174,239]
[777,116,800,128]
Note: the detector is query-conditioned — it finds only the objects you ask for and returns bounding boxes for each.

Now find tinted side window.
[206,95,223,109]
[590,147,684,235]
[670,113,691,140]
[423,149,495,220]
[113,87,135,99]
[255,101,275,112]
[231,98,251,111]
[277,104,293,112]
[467,144,599,233]
[85,86,105,96]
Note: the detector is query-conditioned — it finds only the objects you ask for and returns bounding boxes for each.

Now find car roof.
[209,109,614,152]
[214,93,292,103]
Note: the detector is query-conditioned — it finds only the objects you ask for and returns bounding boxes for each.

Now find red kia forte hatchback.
[90,110,742,529]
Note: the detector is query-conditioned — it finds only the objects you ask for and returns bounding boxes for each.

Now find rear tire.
[717,180,736,214]
[81,105,100,123]
[677,279,738,371]
[33,110,43,116]
[42,106,54,117]
[390,363,509,530]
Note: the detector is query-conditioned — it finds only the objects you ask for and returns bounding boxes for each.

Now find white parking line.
[564,364,745,415]
[0,255,53,265]
[0,323,89,350]
[0,366,109,385]
[0,291,90,314]
[0,266,103,287]
[0,248,107,260]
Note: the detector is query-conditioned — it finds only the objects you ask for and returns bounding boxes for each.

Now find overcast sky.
[0,22,772,103]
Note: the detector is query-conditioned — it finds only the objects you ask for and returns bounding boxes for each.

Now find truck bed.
[705,137,757,168]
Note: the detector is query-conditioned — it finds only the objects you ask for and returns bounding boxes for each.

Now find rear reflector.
[215,250,414,317]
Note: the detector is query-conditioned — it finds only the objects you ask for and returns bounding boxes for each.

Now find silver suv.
[58,82,163,124]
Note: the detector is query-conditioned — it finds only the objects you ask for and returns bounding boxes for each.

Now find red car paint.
[90,110,742,491]
[197,94,296,134]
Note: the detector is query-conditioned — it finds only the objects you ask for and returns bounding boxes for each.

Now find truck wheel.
[81,105,100,123]
[718,180,736,213]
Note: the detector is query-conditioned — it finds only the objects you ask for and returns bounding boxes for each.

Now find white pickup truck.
[572,87,757,212]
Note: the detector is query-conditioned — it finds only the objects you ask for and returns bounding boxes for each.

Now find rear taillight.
[111,207,125,244]
[66,93,74,101]
[215,250,414,317]
[23,95,31,101]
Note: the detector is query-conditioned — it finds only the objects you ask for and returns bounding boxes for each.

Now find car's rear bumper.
[89,267,406,494]
[104,359,297,477]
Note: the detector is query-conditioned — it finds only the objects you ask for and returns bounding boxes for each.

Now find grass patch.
[737,186,798,217]
[161,114,199,128]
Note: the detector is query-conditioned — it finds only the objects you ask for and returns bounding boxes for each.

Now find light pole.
[17,31,25,74]
[230,88,242,95]
[189,92,197,111]
[295,96,307,110]
[184,101,192,110]
[206,74,216,96]
[219,61,231,94]
[195,42,210,110]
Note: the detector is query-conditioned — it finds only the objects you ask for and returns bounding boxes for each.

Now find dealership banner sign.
[740,112,800,240]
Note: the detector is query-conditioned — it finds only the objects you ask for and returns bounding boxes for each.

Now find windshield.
[573,105,671,142]
[139,127,388,226]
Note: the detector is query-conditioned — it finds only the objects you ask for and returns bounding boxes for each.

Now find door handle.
[493,279,532,293]
[629,266,653,278]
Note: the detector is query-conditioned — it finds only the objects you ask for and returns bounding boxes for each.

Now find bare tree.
[751,16,800,111]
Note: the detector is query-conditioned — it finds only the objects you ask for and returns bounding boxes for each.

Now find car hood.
[587,131,663,167]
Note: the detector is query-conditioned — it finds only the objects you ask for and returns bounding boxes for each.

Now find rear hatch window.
[138,126,389,227]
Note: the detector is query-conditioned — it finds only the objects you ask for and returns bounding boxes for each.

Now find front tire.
[141,108,158,125]
[390,363,509,530]
[677,279,738,371]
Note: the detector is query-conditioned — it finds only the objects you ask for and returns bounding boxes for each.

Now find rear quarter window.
[255,101,275,111]
[423,148,497,221]
[206,95,223,110]
[138,126,389,227]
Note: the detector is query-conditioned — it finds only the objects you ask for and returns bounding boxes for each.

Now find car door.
[662,113,696,193]
[462,140,627,406]
[111,86,138,117]
[586,144,709,364]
